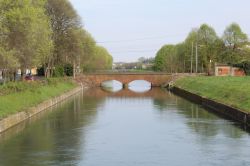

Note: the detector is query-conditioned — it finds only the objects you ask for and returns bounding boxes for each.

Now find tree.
[46,0,113,74]
[154,45,175,72]
[183,29,199,73]
[138,57,146,63]
[222,23,248,63]
[64,28,85,78]
[197,24,220,73]
[86,46,113,71]
[0,0,53,78]
[46,0,82,65]
[0,47,19,82]
[175,43,187,72]
[81,32,97,72]
[0,0,112,80]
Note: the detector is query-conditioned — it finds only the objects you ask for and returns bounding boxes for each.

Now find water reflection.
[93,87,166,99]
[0,87,249,166]
[154,96,247,139]
[0,92,105,166]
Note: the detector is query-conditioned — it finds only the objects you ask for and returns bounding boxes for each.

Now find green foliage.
[175,76,250,112]
[64,64,73,76]
[0,81,31,95]
[154,23,249,73]
[222,23,248,63]
[51,64,73,77]
[0,0,113,80]
[223,23,248,48]
[154,45,175,72]
[1,0,53,69]
[0,47,19,70]
[46,0,112,75]
[53,66,64,77]
[233,61,250,75]
[0,78,76,117]
[46,77,72,86]
[83,45,113,72]
[37,66,45,76]
[197,24,220,71]
[0,77,73,96]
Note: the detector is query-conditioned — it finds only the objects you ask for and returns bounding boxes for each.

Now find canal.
[0,81,249,166]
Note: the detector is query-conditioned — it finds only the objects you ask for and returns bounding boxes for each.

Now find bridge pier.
[122,83,129,89]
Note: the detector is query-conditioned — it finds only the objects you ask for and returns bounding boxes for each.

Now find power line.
[97,33,250,44]
[96,33,187,44]
[111,49,158,54]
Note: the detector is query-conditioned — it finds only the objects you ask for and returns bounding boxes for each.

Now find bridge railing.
[81,70,204,75]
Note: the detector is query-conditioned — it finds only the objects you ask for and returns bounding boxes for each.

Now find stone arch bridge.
[76,73,183,88]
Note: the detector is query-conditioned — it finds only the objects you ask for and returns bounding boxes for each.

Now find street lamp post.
[208,59,212,76]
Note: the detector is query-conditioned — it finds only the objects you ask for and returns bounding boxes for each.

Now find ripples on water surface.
[0,81,249,166]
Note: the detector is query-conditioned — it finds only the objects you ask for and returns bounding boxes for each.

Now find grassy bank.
[0,78,77,118]
[175,76,250,112]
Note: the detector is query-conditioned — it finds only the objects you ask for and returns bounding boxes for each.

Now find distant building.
[142,64,153,70]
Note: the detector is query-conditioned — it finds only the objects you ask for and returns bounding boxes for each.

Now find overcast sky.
[69,0,250,62]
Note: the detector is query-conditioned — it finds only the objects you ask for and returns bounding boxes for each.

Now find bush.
[233,61,250,75]
[0,81,43,95]
[52,64,74,77]
[53,66,64,77]
[46,77,73,86]
[64,64,73,76]
[0,78,73,96]
[37,66,45,76]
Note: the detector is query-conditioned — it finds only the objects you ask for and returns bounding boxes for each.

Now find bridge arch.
[100,80,123,92]
[100,79,123,85]
[128,80,152,92]
[128,79,152,84]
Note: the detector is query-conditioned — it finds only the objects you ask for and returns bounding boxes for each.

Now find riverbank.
[173,76,250,125]
[174,76,250,113]
[0,78,85,133]
[0,78,78,118]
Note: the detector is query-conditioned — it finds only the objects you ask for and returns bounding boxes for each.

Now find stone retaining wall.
[172,87,250,126]
[0,86,84,133]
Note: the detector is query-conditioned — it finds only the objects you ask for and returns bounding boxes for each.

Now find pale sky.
[69,0,250,62]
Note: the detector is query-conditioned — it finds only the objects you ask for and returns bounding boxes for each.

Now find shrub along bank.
[174,76,250,112]
[0,78,77,118]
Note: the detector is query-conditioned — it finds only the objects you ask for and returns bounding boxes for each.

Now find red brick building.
[215,64,245,76]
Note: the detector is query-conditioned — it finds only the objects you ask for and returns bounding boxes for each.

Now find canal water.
[0,81,249,166]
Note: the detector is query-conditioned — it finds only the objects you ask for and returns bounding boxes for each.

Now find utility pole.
[195,43,198,73]
[191,42,193,74]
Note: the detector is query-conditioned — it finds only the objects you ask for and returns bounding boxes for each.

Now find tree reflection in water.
[0,92,105,166]
[153,93,248,139]
[0,87,249,166]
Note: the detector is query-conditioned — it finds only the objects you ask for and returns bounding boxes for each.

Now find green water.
[0,85,249,166]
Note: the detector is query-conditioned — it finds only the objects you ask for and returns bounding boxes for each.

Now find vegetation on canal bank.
[154,23,250,73]
[0,0,113,81]
[174,76,250,112]
[0,78,77,118]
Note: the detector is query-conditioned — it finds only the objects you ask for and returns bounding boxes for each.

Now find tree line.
[154,23,250,74]
[0,0,113,81]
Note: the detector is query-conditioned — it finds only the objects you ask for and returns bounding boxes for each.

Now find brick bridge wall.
[75,73,182,87]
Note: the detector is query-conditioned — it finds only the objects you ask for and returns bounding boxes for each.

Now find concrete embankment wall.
[172,87,250,126]
[0,86,84,133]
